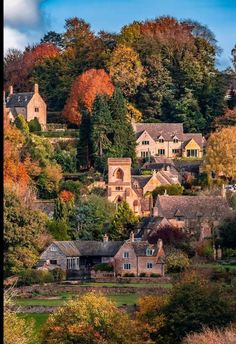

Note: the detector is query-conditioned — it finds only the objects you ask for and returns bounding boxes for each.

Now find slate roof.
[132,175,152,188]
[131,241,158,256]
[155,195,232,220]
[135,123,184,141]
[53,240,123,257]
[174,159,202,174]
[6,92,34,107]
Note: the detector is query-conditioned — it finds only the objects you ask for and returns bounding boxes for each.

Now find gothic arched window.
[114,168,124,181]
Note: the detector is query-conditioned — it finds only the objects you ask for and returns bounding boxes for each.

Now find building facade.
[5,84,47,128]
[133,123,204,159]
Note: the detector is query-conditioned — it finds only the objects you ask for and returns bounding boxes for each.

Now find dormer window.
[159,138,164,143]
[173,138,178,143]
[146,248,154,256]
[50,245,57,252]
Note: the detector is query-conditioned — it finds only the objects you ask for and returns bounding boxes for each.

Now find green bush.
[18,269,54,286]
[139,272,146,277]
[150,273,161,278]
[52,268,66,281]
[28,117,41,132]
[93,263,113,272]
[223,248,236,258]
[123,273,135,277]
[166,250,190,273]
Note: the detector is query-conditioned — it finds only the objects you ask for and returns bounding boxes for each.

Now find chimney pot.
[130,231,135,242]
[34,83,39,93]
[9,86,13,95]
[103,234,109,242]
[152,206,158,217]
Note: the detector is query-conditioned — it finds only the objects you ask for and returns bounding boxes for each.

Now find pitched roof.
[174,159,202,173]
[135,123,184,141]
[130,241,158,256]
[182,133,203,149]
[155,195,232,220]
[6,92,34,108]
[132,175,152,188]
[53,240,123,257]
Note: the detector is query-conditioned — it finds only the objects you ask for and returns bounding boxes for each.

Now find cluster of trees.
[4,17,235,133]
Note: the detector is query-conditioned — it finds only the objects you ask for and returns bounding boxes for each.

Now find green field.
[18,313,49,343]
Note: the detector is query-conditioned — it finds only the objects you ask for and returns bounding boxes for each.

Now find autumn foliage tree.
[204,126,236,180]
[63,69,114,125]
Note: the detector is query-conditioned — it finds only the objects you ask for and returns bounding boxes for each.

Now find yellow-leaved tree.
[204,126,236,179]
[41,292,149,344]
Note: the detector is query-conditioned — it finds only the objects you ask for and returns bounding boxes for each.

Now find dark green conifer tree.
[77,110,92,170]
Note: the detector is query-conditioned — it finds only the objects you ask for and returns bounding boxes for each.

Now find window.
[114,168,124,181]
[146,248,154,256]
[158,149,165,156]
[67,258,78,269]
[116,186,123,191]
[159,138,164,143]
[142,140,149,145]
[123,263,131,270]
[187,149,198,158]
[172,149,180,154]
[176,216,184,221]
[141,151,149,158]
[173,138,178,143]
[147,262,153,269]
[123,251,129,258]
[50,246,57,252]
[50,260,57,265]
[35,107,39,112]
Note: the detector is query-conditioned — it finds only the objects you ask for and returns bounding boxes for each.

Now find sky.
[4,0,236,70]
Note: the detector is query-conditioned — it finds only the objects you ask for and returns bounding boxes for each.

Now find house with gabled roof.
[133,122,204,159]
[5,84,47,128]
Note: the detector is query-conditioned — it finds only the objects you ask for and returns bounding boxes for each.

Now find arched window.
[114,168,124,181]
[117,196,123,203]
[133,200,138,207]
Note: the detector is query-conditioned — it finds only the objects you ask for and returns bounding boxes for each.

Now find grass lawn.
[195,263,236,272]
[15,298,66,307]
[108,294,139,306]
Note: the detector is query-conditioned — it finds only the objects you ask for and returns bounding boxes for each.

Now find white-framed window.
[187,149,198,157]
[141,151,149,157]
[123,263,131,270]
[67,257,79,270]
[123,251,129,258]
[158,138,164,143]
[172,149,180,154]
[158,149,165,156]
[50,245,57,252]
[116,186,123,191]
[173,138,178,143]
[147,262,153,269]
[146,248,154,256]
[142,140,149,145]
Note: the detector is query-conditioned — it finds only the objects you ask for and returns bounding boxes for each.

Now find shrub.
[150,273,161,278]
[166,250,190,273]
[183,326,236,344]
[93,263,113,272]
[196,240,213,258]
[139,272,146,277]
[123,273,135,277]
[223,248,236,258]
[52,268,66,281]
[18,269,54,286]
[28,117,41,132]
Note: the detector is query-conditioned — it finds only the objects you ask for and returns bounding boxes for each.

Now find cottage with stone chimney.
[5,84,47,128]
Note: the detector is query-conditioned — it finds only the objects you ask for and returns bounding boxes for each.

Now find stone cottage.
[114,232,165,277]
[5,83,47,128]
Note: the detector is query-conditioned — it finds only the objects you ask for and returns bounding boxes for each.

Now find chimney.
[9,85,13,95]
[221,184,226,198]
[152,206,158,217]
[103,233,109,242]
[130,231,135,242]
[164,189,168,196]
[34,83,39,93]
[157,239,163,250]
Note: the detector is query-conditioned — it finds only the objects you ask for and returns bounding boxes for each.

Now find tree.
[108,44,145,98]
[54,191,75,222]
[166,250,190,272]
[126,102,142,122]
[77,110,93,170]
[70,195,116,240]
[183,326,236,344]
[63,69,114,125]
[14,114,30,135]
[47,219,70,240]
[37,163,63,199]
[41,31,63,49]
[232,44,236,71]
[203,127,236,179]
[138,273,234,344]
[28,117,42,132]
[110,201,139,240]
[41,292,142,344]
[212,108,236,130]
[4,189,50,276]
[218,215,236,249]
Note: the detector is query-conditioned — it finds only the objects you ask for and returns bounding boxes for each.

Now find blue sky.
[4,0,236,69]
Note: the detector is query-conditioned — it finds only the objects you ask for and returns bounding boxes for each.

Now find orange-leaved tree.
[62,69,114,125]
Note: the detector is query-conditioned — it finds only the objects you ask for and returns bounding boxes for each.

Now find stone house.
[133,122,204,159]
[5,84,47,128]
[107,158,180,216]
[138,194,233,241]
[114,232,165,277]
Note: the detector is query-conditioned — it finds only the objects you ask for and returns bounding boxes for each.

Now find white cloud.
[4,26,28,53]
[4,0,48,53]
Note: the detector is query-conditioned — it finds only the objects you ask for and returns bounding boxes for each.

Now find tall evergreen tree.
[109,88,137,162]
[77,110,92,170]
[91,95,113,171]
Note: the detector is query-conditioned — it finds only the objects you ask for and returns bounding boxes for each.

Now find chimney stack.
[221,184,226,198]
[152,206,158,217]
[34,83,39,93]
[130,231,135,242]
[157,239,163,250]
[9,85,13,95]
[103,233,109,242]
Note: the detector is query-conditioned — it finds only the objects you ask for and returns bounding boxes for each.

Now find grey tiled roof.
[6,92,34,107]
[131,241,158,256]
[182,133,204,149]
[135,123,184,141]
[132,175,152,188]
[155,195,232,220]
[53,240,123,257]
